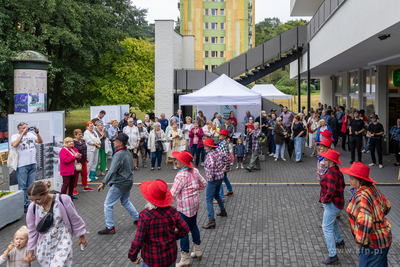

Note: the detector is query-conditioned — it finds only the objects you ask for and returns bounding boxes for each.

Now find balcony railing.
[307,0,346,41]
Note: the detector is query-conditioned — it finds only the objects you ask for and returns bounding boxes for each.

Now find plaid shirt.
[170,168,207,218]
[316,156,326,181]
[246,129,262,152]
[319,166,345,209]
[128,206,189,266]
[204,148,229,182]
[217,139,230,172]
[347,185,392,249]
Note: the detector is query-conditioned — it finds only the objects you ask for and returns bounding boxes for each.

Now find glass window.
[220,9,224,16]
[211,9,218,16]
[211,51,218,58]
[220,23,224,30]
[205,65,209,71]
[204,37,209,43]
[220,51,224,58]
[204,9,209,15]
[211,65,218,71]
[205,51,209,58]
[349,70,358,94]
[336,75,343,93]
[211,0,218,2]
[211,23,218,30]
[220,37,224,44]
[211,37,218,44]
[205,23,209,29]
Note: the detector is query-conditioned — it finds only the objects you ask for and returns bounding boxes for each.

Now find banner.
[14,69,47,113]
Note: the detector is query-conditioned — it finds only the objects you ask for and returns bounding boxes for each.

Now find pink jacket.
[59,147,80,176]
[189,127,204,148]
[26,194,86,252]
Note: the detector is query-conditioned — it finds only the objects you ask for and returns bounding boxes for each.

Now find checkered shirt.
[128,206,189,266]
[170,168,207,218]
[204,148,229,182]
[246,129,262,152]
[319,166,345,209]
[217,139,230,172]
[347,185,392,249]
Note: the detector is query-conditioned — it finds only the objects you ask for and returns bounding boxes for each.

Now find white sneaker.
[95,176,99,180]
[362,150,366,153]
[200,162,204,166]
[87,178,91,183]
[274,158,278,161]
[230,163,233,166]
[366,150,371,154]
[269,153,274,157]
[368,163,376,167]
[281,158,286,161]
[379,164,383,168]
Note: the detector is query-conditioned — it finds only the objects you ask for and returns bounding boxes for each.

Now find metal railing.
[307,0,346,40]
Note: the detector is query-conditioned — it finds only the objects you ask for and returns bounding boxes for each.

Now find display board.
[14,69,47,113]
[90,105,130,125]
[8,111,65,192]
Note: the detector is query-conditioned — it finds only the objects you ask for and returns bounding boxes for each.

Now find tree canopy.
[0,0,154,112]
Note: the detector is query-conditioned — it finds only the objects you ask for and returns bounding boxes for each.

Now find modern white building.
[290,0,400,153]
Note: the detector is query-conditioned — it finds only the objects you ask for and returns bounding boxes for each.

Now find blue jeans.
[364,137,370,151]
[111,141,116,155]
[151,150,162,168]
[16,163,37,207]
[294,137,303,161]
[271,135,276,153]
[201,148,206,163]
[322,201,343,257]
[142,262,175,267]
[104,185,139,229]
[179,212,200,253]
[219,173,233,200]
[359,244,390,267]
[190,144,203,167]
[275,140,285,159]
[206,179,225,219]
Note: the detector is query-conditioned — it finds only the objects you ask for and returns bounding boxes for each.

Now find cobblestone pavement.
[1,146,399,266]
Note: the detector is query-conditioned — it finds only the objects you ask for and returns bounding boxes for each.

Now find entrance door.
[388,97,400,153]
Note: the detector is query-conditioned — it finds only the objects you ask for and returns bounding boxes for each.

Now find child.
[0,226,30,267]
[235,137,246,169]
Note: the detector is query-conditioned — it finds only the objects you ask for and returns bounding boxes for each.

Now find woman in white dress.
[167,122,183,169]
[182,116,194,151]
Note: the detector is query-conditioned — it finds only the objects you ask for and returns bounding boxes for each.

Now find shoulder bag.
[66,147,82,173]
[35,195,56,233]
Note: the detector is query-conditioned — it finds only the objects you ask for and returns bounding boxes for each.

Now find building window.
[205,23,209,29]
[211,23,218,30]
[211,65,218,71]
[204,9,209,15]
[220,37,224,44]
[220,9,224,16]
[211,37,218,44]
[205,51,209,58]
[205,37,209,43]
[220,23,224,30]
[211,51,218,58]
[220,51,224,58]
[211,9,218,16]
[205,65,209,71]
[211,0,217,2]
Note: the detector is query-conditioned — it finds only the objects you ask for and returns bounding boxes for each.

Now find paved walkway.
[1,146,399,266]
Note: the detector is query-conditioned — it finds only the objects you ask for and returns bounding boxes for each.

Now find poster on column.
[8,112,65,192]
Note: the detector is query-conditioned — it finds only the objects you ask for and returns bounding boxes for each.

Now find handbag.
[105,138,112,154]
[7,148,19,171]
[66,148,82,173]
[36,195,56,234]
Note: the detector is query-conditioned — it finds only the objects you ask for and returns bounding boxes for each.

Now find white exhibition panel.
[236,105,260,133]
[8,111,65,192]
[196,105,217,123]
[90,105,130,125]
[252,84,292,99]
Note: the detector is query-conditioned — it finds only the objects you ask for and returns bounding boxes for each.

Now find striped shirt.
[170,168,207,218]
[347,185,392,249]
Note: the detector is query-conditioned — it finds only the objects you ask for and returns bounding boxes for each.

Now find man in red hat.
[341,162,392,266]
[128,179,189,267]
[318,149,345,265]
[202,138,229,229]
[170,151,207,266]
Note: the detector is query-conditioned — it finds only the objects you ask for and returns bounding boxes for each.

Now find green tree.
[0,0,154,112]
[87,38,155,112]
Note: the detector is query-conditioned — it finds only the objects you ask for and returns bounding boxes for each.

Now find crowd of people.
[4,104,399,267]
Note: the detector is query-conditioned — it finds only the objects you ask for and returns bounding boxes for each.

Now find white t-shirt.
[11,132,38,168]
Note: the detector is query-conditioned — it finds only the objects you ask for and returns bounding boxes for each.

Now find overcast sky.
[132,0,311,24]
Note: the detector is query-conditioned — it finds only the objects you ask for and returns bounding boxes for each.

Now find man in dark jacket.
[328,111,339,148]
[97,133,139,235]
[118,112,130,132]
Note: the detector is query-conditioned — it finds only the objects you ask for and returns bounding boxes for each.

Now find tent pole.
[179,105,181,130]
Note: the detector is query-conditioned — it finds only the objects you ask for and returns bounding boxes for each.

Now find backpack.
[258,133,267,146]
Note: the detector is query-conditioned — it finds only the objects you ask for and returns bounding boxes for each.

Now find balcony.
[290,0,324,16]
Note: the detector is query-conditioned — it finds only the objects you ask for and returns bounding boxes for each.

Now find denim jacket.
[235,144,246,157]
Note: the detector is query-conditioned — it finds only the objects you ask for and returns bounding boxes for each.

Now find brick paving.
[1,145,400,266]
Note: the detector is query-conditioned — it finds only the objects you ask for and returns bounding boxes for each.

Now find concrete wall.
[155,20,195,118]
[320,76,333,106]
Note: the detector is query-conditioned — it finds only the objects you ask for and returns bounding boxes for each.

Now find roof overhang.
[290,0,324,16]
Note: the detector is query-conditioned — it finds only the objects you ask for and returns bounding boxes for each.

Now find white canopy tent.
[252,84,292,99]
[179,74,262,133]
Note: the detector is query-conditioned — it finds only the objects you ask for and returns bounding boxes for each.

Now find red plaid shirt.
[128,206,189,267]
[204,148,229,182]
[347,185,391,249]
[319,166,345,209]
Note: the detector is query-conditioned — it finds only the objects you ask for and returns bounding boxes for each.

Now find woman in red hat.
[189,121,204,168]
[128,179,190,267]
[341,162,392,267]
[202,138,229,230]
[170,151,207,266]
[215,128,233,202]
[318,149,345,265]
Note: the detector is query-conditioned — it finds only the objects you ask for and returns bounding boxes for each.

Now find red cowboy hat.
[340,161,376,184]
[140,179,173,207]
[320,130,334,141]
[316,138,332,148]
[318,149,342,165]
[172,151,194,169]
[203,138,217,147]
[218,129,229,136]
